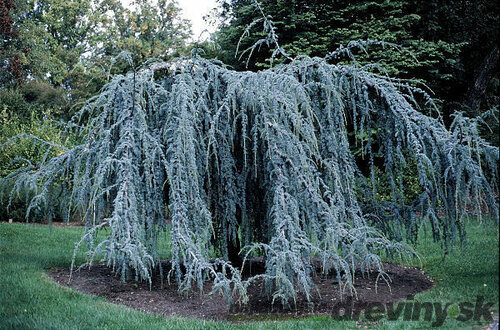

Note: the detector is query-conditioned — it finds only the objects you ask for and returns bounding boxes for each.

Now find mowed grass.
[0,219,498,329]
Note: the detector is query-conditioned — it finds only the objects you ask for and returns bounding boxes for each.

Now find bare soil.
[49,259,433,322]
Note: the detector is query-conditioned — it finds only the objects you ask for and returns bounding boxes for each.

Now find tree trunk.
[227,229,242,268]
[465,45,499,114]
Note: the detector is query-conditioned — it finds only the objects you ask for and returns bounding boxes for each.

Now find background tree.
[89,0,191,73]
[0,0,191,117]
[0,0,26,86]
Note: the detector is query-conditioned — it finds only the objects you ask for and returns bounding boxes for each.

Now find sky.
[177,0,219,39]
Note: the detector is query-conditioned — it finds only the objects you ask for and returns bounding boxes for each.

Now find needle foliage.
[1,48,498,306]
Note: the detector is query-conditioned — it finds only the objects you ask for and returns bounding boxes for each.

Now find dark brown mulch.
[49,260,433,322]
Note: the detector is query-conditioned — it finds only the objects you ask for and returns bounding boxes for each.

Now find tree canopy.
[2,48,497,306]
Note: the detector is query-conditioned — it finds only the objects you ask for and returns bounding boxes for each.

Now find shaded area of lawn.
[0,219,497,329]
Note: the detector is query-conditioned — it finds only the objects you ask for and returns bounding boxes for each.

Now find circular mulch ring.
[49,259,433,322]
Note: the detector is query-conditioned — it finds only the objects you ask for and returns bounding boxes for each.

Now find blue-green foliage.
[1,52,497,307]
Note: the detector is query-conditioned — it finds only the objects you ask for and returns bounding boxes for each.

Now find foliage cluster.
[0,104,76,221]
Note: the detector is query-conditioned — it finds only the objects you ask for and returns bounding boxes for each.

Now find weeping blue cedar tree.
[1,46,498,307]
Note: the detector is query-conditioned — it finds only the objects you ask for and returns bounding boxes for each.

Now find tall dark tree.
[408,0,500,143]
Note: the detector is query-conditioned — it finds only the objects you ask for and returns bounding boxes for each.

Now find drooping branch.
[1,54,497,307]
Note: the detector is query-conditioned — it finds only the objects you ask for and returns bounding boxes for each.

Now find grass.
[0,219,498,329]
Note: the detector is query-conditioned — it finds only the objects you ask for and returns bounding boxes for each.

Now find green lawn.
[0,219,498,329]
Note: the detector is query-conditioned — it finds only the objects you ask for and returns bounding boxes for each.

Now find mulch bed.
[49,259,433,322]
